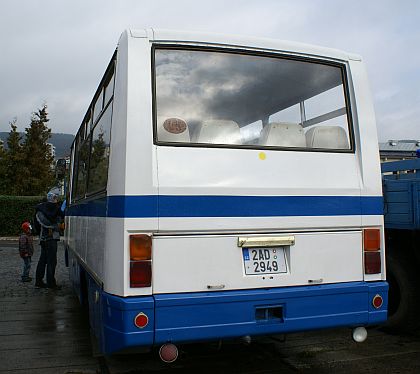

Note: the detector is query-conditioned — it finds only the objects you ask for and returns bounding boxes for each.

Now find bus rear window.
[154,47,352,151]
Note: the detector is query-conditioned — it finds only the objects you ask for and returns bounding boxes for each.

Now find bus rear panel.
[65,29,387,355]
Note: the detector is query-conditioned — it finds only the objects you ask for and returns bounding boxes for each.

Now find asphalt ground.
[1,239,420,373]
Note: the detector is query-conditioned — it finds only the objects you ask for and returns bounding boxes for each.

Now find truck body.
[382,158,420,331]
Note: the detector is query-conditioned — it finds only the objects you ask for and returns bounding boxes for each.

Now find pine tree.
[21,104,55,195]
[0,137,6,194]
[1,119,25,195]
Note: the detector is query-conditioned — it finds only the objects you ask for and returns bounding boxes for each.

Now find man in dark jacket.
[34,192,64,289]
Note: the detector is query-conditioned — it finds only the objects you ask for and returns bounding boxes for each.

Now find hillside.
[0,132,74,158]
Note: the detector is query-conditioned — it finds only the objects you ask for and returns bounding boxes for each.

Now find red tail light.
[363,228,381,274]
[130,234,152,288]
[364,252,381,274]
[130,261,152,287]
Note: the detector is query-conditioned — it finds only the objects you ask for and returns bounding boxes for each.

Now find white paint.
[152,231,363,293]
[65,29,384,298]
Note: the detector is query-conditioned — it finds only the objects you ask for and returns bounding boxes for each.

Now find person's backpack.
[32,213,41,236]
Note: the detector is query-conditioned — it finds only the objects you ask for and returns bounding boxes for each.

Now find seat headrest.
[196,119,242,144]
[305,126,349,149]
[157,117,190,142]
[259,122,306,147]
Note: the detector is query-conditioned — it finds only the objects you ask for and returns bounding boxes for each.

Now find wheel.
[384,255,420,333]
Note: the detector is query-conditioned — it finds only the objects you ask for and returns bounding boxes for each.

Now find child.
[19,222,34,282]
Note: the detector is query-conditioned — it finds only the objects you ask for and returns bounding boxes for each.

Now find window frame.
[69,53,116,205]
[73,133,92,201]
[151,44,355,154]
[85,99,114,197]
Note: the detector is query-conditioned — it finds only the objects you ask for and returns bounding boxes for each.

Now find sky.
[0,0,419,142]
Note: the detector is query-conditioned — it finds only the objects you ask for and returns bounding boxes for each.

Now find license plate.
[242,247,287,275]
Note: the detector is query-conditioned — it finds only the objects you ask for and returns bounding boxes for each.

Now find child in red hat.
[19,222,34,282]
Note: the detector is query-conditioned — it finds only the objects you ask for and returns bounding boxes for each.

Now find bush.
[0,196,44,236]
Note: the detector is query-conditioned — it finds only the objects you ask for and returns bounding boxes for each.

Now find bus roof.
[127,28,361,62]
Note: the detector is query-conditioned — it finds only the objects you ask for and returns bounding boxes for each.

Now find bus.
[65,29,388,360]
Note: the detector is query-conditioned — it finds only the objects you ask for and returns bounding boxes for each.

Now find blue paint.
[66,196,108,217]
[101,292,155,354]
[95,281,388,354]
[381,158,420,174]
[382,159,420,230]
[67,195,383,218]
[107,195,158,218]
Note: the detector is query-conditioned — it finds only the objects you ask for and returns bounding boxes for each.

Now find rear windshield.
[154,47,352,151]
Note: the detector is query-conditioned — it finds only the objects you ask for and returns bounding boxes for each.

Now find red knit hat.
[22,222,31,233]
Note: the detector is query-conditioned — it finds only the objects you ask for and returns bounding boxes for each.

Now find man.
[34,192,64,289]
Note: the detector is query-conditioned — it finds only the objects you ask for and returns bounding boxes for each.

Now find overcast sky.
[0,0,419,142]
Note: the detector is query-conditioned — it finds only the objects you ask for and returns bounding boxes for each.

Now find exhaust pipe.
[159,343,178,363]
[352,327,367,343]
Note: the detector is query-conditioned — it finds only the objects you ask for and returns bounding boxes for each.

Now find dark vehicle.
[382,158,420,331]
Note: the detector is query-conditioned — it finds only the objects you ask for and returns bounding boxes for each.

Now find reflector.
[134,312,149,328]
[372,294,383,309]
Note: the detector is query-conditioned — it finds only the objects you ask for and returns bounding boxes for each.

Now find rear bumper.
[102,281,388,354]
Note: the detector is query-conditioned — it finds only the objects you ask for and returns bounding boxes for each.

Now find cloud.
[0,0,418,142]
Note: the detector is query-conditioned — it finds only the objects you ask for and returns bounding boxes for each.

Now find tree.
[0,136,6,193]
[0,105,56,196]
[21,104,55,195]
[0,119,26,195]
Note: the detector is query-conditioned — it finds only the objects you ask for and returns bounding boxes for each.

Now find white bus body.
[65,29,388,354]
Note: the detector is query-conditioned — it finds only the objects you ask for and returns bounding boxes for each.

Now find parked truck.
[382,156,420,332]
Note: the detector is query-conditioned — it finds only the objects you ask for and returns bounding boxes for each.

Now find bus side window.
[74,135,91,200]
[87,105,112,194]
[104,72,115,106]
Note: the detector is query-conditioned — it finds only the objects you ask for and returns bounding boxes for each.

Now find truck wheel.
[385,255,420,333]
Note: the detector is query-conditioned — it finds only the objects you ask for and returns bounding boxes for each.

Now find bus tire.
[384,255,420,333]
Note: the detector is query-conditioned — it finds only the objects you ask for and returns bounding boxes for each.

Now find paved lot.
[0,240,97,373]
[1,239,420,373]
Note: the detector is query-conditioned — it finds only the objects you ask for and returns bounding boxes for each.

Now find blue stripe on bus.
[66,195,383,218]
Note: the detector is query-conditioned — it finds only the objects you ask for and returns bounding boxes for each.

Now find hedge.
[0,196,44,236]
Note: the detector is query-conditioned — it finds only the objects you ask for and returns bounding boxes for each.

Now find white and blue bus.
[65,29,388,359]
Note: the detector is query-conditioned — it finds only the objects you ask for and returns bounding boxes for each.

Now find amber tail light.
[130,234,152,287]
[363,229,381,274]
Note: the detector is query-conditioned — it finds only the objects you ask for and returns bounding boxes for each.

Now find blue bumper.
[101,281,388,354]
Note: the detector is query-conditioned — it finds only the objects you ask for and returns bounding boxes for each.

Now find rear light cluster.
[130,234,152,287]
[363,228,381,274]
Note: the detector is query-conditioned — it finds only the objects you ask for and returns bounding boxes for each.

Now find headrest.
[305,126,349,149]
[259,122,306,147]
[157,117,190,142]
[196,119,241,145]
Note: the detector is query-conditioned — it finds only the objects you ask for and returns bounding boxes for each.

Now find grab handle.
[238,236,295,248]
